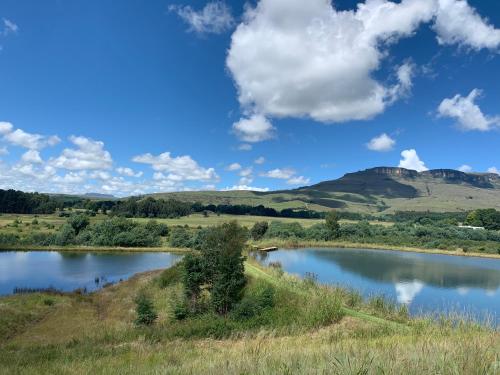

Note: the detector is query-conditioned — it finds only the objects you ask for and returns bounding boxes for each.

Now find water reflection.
[312,249,500,290]
[259,248,500,323]
[394,280,424,304]
[0,251,182,295]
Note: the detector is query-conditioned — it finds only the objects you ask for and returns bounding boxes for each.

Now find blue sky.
[0,0,499,196]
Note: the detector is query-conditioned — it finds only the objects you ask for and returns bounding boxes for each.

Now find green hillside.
[149,167,500,214]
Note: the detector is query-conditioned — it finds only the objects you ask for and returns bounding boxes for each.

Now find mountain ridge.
[149,167,500,214]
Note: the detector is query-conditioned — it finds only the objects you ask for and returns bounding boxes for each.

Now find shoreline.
[1,241,500,259]
[0,245,190,253]
[253,239,500,259]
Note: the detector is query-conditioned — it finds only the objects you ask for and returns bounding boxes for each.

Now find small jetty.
[258,246,278,252]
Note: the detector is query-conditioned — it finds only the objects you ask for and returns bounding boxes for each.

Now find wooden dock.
[258,246,278,252]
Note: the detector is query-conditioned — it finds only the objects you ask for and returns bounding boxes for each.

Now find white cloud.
[227,0,435,124]
[487,167,499,175]
[286,176,310,185]
[458,164,472,173]
[2,127,60,150]
[238,176,253,186]
[50,136,113,170]
[169,1,234,34]
[116,167,143,178]
[0,122,13,135]
[238,166,254,185]
[21,150,42,164]
[239,167,253,177]
[232,114,275,143]
[222,185,270,192]
[398,149,429,172]
[227,0,500,128]
[133,151,219,182]
[2,19,18,35]
[0,146,8,156]
[226,162,242,171]
[437,89,499,131]
[261,168,296,179]
[238,144,252,151]
[367,133,396,152]
[434,0,500,50]
[254,156,265,165]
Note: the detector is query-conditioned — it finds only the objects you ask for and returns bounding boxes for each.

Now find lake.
[0,251,182,295]
[256,248,500,325]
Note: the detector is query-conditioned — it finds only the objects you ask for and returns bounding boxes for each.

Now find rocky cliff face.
[365,167,419,178]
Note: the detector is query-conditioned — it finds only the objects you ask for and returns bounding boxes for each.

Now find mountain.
[149,167,500,214]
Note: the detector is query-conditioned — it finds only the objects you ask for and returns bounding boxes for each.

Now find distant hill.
[83,193,116,199]
[149,167,500,214]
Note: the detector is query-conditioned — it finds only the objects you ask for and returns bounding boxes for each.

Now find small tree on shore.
[325,211,340,239]
[182,253,205,312]
[180,221,247,316]
[201,222,247,315]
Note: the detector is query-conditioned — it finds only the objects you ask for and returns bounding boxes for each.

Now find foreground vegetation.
[1,258,498,374]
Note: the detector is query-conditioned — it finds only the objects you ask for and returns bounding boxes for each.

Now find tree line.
[0,189,59,214]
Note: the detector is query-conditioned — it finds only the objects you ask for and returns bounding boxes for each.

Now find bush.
[54,224,76,246]
[68,214,90,235]
[157,265,182,288]
[265,221,305,239]
[134,293,158,326]
[250,221,269,240]
[169,227,194,248]
[145,220,169,236]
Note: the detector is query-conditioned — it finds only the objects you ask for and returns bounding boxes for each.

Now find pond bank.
[2,240,500,259]
[253,239,500,259]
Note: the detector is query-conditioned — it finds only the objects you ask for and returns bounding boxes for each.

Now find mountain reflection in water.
[257,248,500,322]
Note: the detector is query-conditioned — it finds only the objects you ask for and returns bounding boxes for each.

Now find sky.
[0,0,499,196]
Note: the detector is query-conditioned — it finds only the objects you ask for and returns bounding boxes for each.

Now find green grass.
[0,261,498,374]
[134,213,324,228]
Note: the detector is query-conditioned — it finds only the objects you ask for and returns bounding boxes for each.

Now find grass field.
[0,261,498,374]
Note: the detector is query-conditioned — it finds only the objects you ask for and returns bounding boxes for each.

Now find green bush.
[250,221,269,240]
[134,293,158,326]
[265,221,305,239]
[169,227,194,248]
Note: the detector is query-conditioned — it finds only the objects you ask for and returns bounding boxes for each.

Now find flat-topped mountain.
[150,167,500,214]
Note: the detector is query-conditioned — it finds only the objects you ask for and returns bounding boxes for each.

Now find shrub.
[265,221,305,239]
[68,214,90,235]
[250,221,269,240]
[169,227,194,248]
[134,293,158,326]
[157,265,182,288]
[145,220,169,236]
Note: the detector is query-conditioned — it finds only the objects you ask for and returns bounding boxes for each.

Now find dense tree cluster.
[0,215,168,248]
[465,209,500,230]
[0,189,58,214]
[111,197,192,218]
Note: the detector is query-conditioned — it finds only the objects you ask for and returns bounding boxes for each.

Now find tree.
[325,211,340,239]
[250,221,269,240]
[182,253,205,312]
[68,214,90,235]
[199,222,247,315]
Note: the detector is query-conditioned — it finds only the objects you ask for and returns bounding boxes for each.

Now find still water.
[0,251,182,295]
[257,248,500,324]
